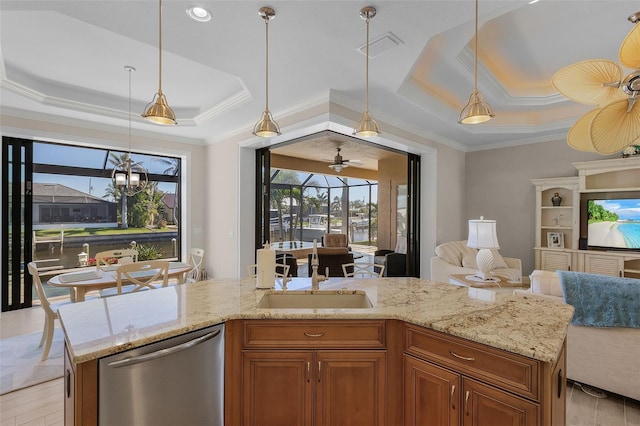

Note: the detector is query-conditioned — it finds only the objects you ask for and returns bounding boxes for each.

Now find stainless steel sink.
[257,291,372,309]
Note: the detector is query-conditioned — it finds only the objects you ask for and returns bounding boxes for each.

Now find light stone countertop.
[57,276,574,365]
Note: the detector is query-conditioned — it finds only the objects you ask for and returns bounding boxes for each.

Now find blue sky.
[596,199,640,221]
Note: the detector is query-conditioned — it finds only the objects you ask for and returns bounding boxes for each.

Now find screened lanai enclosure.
[269,169,378,247]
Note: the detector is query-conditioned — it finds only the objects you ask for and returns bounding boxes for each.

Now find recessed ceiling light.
[187,6,211,22]
[528,0,540,4]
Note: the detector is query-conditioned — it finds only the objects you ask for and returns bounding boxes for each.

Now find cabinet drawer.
[243,320,385,349]
[405,325,539,401]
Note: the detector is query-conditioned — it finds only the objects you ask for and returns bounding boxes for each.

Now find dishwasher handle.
[107,329,221,368]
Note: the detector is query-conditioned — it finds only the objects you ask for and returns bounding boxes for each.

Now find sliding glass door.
[2,137,34,311]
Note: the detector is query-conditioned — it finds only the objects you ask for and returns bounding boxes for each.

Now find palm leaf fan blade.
[590,99,640,154]
[567,109,599,152]
[619,23,640,69]
[551,60,624,106]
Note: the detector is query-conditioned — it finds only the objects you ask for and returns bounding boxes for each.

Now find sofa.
[430,240,522,283]
[514,270,640,401]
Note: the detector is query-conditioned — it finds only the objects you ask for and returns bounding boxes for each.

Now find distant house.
[33,183,116,226]
[161,193,177,223]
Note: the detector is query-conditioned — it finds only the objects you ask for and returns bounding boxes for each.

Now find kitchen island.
[58,276,574,425]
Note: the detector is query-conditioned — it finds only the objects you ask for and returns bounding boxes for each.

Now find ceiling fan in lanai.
[326,147,363,173]
[552,11,640,154]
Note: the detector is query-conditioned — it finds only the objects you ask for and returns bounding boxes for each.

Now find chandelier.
[112,66,149,197]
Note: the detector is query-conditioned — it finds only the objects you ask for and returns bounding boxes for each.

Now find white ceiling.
[2,1,639,152]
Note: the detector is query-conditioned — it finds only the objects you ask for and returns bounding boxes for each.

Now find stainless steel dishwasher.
[98,323,224,426]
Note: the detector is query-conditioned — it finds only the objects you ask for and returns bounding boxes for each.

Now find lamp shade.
[467,218,500,249]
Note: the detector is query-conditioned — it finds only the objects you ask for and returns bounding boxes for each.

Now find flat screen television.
[580,192,640,251]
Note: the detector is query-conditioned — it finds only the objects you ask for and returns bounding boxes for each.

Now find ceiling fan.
[551,11,640,154]
[327,147,363,173]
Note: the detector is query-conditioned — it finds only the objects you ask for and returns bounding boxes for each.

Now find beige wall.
[465,140,613,275]
[377,155,407,251]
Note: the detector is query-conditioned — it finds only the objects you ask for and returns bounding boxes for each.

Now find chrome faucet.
[311,239,327,291]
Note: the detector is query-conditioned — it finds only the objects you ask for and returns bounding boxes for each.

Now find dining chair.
[100,260,169,297]
[27,261,73,361]
[94,249,139,271]
[342,262,385,278]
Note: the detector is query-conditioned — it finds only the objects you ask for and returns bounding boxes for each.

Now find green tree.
[588,202,619,223]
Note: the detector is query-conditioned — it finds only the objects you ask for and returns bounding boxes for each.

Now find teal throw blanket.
[558,271,640,328]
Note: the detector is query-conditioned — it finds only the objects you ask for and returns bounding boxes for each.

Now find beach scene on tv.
[587,199,640,249]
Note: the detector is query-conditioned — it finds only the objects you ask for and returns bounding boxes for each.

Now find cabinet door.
[462,378,537,426]
[541,250,572,272]
[315,350,386,426]
[242,351,313,426]
[404,354,460,426]
[583,253,623,277]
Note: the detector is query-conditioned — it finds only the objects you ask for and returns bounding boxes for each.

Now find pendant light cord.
[158,0,163,96]
[365,15,370,113]
[264,16,269,112]
[473,0,479,93]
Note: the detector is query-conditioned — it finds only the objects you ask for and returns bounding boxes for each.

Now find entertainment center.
[531,156,640,278]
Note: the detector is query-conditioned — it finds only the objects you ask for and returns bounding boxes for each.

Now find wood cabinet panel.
[242,351,313,426]
[243,320,385,349]
[404,354,460,426]
[316,350,386,426]
[405,325,538,400]
[462,378,538,426]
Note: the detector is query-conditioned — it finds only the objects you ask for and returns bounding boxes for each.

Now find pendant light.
[353,6,380,137]
[459,0,494,124]
[253,6,281,137]
[112,66,149,197]
[142,0,177,125]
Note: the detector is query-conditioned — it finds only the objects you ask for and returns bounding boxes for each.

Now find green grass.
[36,227,174,237]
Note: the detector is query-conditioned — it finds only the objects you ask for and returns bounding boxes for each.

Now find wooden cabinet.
[532,158,640,275]
[403,324,566,426]
[230,320,387,426]
[63,343,98,426]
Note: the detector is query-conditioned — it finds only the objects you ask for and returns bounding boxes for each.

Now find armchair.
[374,236,407,277]
[322,233,351,251]
[307,248,354,277]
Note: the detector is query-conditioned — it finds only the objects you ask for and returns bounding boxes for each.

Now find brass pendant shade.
[353,6,380,137]
[458,0,494,125]
[143,0,177,126]
[253,6,281,138]
[459,90,494,124]
[143,91,177,125]
[253,110,280,137]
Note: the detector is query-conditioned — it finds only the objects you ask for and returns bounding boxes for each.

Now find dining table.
[47,261,193,302]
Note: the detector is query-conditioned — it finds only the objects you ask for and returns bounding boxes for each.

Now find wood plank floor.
[2,307,639,425]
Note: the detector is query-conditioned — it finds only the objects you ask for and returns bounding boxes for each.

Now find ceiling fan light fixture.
[353,6,380,138]
[253,6,281,138]
[143,0,177,126]
[459,90,494,124]
[328,163,345,173]
[459,0,494,125]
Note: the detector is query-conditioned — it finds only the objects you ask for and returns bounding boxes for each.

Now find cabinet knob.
[451,385,456,409]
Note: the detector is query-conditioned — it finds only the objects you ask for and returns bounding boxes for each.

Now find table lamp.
[467,217,500,281]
